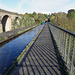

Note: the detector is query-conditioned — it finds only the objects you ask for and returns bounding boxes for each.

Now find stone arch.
[1,15,11,32]
[15,17,19,24]
[15,17,19,28]
[15,17,18,20]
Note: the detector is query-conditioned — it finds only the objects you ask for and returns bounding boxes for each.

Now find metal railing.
[48,23,75,75]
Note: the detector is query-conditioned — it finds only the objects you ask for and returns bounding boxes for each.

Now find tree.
[49,11,75,33]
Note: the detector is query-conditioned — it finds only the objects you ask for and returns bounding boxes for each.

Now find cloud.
[0,2,7,9]
[61,2,75,13]
[0,0,75,14]
[17,0,29,13]
[24,0,72,14]
[0,0,17,13]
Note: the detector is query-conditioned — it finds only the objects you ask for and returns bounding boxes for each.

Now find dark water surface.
[0,25,43,74]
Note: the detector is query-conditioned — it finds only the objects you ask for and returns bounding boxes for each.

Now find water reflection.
[0,25,43,74]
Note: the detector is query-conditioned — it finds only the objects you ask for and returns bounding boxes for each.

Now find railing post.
[49,23,75,75]
[62,32,66,59]
[67,35,72,70]
[70,38,75,75]
[59,31,64,57]
[64,33,69,62]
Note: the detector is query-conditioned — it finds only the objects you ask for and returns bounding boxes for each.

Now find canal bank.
[0,25,43,75]
[0,25,38,44]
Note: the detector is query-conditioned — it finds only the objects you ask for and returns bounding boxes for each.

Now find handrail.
[50,23,75,36]
[48,22,75,75]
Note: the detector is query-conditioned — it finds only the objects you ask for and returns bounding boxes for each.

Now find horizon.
[0,0,75,14]
[0,8,74,15]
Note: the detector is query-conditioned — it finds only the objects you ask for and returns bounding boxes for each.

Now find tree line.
[12,12,47,30]
[12,9,75,33]
[49,9,75,33]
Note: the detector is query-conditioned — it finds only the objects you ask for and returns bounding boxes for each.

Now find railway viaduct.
[0,9,21,33]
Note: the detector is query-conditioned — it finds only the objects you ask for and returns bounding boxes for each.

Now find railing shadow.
[48,25,69,75]
[10,25,67,75]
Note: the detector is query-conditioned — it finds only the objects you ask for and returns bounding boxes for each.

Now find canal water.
[0,25,43,74]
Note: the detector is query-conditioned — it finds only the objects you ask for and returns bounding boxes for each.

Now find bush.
[49,10,75,33]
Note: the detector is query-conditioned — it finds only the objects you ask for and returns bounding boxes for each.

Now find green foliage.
[11,17,19,30]
[67,9,75,19]
[4,37,7,40]
[69,37,74,60]
[11,15,35,29]
[44,14,48,18]
[17,26,36,34]
[67,11,75,19]
[37,13,46,23]
[49,10,75,33]
[0,37,2,41]
[12,12,47,30]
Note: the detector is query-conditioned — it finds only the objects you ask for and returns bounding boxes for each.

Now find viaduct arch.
[1,15,11,32]
[0,9,21,33]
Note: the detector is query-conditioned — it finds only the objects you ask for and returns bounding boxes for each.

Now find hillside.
[49,9,75,33]
[12,12,47,30]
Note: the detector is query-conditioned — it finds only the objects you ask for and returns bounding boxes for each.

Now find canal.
[0,25,43,74]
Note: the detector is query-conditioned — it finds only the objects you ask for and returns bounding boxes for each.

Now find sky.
[0,0,75,14]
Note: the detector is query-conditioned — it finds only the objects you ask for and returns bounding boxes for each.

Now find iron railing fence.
[48,23,75,75]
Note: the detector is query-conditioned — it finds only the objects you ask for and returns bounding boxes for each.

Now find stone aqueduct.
[0,9,21,33]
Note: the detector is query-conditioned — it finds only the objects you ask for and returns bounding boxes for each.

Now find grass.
[17,25,37,34]
[0,37,2,41]
[4,37,8,40]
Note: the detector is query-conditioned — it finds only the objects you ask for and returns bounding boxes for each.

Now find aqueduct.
[0,9,21,33]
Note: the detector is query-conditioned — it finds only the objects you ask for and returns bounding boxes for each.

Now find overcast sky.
[0,0,75,14]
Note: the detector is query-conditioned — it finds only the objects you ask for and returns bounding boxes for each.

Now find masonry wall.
[0,9,20,33]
